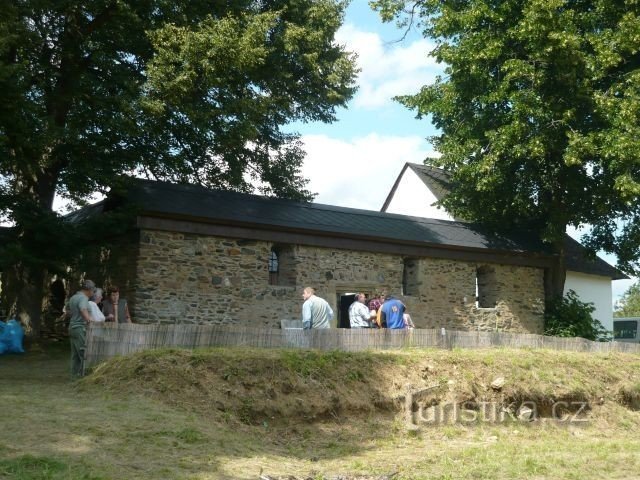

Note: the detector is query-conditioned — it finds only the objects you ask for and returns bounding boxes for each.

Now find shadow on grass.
[0,344,395,480]
[3,344,640,480]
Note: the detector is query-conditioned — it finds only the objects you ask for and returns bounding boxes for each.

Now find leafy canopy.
[0,0,357,278]
[371,0,640,274]
[615,282,640,318]
[0,0,357,212]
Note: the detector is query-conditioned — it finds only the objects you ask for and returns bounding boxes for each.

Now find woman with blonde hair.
[88,288,105,322]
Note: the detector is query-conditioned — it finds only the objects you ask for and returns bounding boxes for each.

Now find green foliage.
[0,0,357,325]
[371,0,640,275]
[614,282,640,317]
[544,290,608,340]
[1,1,356,206]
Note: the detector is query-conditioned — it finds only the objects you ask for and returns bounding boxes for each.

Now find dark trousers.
[69,326,86,378]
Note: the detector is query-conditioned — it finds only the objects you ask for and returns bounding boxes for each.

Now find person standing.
[67,280,96,377]
[102,286,132,323]
[301,287,333,330]
[349,293,373,328]
[380,295,406,329]
[367,292,385,315]
[88,288,105,322]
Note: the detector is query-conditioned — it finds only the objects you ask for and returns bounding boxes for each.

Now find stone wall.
[135,231,298,327]
[131,229,545,333]
[404,258,544,333]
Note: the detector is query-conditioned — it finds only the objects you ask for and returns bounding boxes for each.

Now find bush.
[544,290,609,341]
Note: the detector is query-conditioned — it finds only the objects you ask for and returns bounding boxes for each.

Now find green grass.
[0,455,106,480]
[2,343,640,479]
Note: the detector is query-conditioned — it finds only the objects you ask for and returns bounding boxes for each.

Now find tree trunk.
[544,260,567,302]
[1,174,59,338]
[544,239,567,303]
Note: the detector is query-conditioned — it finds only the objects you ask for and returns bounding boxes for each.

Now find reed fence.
[83,323,640,372]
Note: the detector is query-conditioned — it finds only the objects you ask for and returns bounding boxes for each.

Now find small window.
[614,320,638,339]
[268,249,279,285]
[402,258,420,296]
[268,245,296,286]
[476,265,497,308]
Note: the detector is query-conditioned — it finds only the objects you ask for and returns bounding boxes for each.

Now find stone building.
[73,178,565,333]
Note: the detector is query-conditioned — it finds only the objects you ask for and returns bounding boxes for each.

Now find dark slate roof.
[382,162,626,280]
[64,201,106,224]
[408,163,452,202]
[123,178,551,256]
[564,236,627,280]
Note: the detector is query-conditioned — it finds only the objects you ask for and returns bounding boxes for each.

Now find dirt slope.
[83,347,640,425]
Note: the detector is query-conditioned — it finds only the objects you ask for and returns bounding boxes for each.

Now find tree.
[614,282,640,317]
[544,289,608,340]
[0,0,357,335]
[371,0,640,299]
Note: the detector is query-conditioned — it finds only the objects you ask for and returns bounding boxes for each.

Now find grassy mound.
[83,347,640,426]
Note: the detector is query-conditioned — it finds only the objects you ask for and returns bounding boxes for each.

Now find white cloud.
[336,24,442,109]
[301,133,434,210]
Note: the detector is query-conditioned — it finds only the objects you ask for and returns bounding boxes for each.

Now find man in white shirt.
[349,293,372,328]
[301,287,333,330]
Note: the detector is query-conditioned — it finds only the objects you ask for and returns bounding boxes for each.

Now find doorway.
[337,293,356,328]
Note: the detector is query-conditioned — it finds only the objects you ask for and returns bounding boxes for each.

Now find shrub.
[544,290,609,341]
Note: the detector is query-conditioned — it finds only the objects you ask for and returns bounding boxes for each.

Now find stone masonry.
[130,229,545,333]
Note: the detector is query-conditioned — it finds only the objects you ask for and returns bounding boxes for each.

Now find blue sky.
[296,1,442,210]
[295,1,435,141]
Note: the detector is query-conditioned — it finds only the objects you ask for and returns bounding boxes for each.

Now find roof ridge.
[132,176,478,229]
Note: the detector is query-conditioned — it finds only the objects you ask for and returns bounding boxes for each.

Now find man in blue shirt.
[380,295,406,329]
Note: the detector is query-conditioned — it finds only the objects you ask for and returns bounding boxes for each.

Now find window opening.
[476,265,497,308]
[268,249,279,285]
[269,245,296,287]
[402,258,420,296]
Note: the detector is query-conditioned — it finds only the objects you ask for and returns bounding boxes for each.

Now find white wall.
[564,272,613,332]
[383,168,454,221]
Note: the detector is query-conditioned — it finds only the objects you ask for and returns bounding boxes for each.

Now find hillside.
[2,345,640,480]
[84,347,640,426]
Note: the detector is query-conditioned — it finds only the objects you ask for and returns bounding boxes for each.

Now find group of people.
[67,279,132,377]
[300,287,415,330]
[349,292,414,329]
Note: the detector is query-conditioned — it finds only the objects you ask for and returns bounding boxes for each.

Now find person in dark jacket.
[102,286,132,323]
